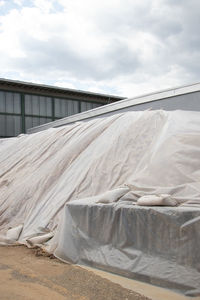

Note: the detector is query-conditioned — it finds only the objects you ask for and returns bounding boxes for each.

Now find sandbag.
[137,194,178,206]
[6,224,23,241]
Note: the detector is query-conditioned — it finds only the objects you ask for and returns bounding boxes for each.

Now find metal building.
[29,81,200,134]
[0,78,124,138]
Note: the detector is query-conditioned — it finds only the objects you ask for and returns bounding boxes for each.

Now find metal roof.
[0,78,124,101]
[28,81,200,134]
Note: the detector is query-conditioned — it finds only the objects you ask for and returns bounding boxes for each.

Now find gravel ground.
[0,245,151,300]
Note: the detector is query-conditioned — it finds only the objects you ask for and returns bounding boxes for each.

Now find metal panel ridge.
[28,81,200,134]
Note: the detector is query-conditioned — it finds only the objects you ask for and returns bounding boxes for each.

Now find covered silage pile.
[0,110,200,295]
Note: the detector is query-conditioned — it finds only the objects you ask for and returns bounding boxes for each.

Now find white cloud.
[54,81,76,90]
[0,0,200,97]
[13,0,24,6]
[32,0,54,13]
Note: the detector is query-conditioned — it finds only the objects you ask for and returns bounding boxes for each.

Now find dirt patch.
[0,245,151,300]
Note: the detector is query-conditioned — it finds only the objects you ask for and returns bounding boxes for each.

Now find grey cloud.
[104,41,140,75]
[96,1,182,39]
[10,33,140,81]
[157,1,200,75]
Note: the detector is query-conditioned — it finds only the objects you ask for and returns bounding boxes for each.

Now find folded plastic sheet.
[0,110,200,293]
[54,201,200,296]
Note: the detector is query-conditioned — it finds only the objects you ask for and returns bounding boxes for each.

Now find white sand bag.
[96,186,130,203]
[0,234,16,245]
[26,232,54,247]
[6,224,23,241]
[137,194,177,206]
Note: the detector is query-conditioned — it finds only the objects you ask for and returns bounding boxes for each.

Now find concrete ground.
[83,266,200,300]
[0,245,199,300]
[0,245,150,300]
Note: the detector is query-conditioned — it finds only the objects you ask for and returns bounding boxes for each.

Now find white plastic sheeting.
[0,110,200,293]
[55,201,200,296]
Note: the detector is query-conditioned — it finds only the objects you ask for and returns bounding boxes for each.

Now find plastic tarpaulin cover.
[0,110,200,294]
[54,201,200,296]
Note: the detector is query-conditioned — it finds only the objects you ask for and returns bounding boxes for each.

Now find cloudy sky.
[0,0,200,97]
